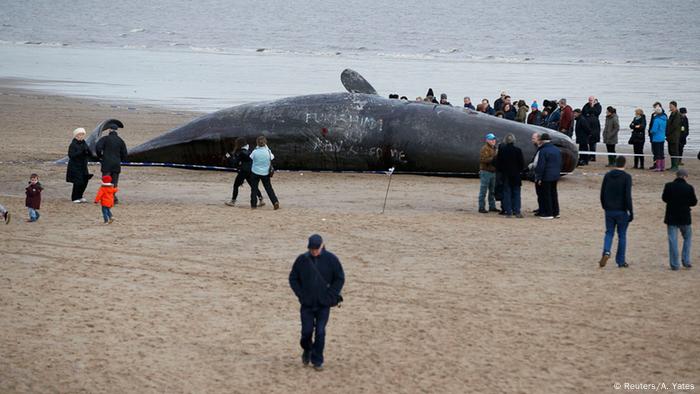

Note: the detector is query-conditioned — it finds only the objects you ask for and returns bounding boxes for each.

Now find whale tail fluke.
[341,69,378,95]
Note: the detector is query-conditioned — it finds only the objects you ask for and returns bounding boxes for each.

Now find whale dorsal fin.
[341,69,378,95]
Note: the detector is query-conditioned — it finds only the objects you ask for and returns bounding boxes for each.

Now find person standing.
[66,127,93,203]
[527,102,543,126]
[289,234,345,371]
[679,107,689,166]
[582,96,602,161]
[573,109,592,166]
[628,108,647,169]
[666,101,682,171]
[602,106,620,167]
[648,102,667,170]
[495,133,525,218]
[534,133,561,219]
[249,135,280,210]
[528,133,543,215]
[662,169,697,270]
[558,99,574,136]
[25,173,43,222]
[95,124,128,203]
[515,100,529,123]
[224,137,264,207]
[94,175,118,224]
[478,133,498,213]
[598,156,633,268]
[494,91,507,112]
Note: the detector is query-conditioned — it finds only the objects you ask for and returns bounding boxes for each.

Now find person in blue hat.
[478,133,498,213]
[289,234,345,371]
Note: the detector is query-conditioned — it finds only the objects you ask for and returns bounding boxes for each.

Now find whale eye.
[321,127,329,136]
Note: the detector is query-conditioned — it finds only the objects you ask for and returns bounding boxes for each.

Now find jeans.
[651,141,665,160]
[101,206,112,222]
[539,181,559,217]
[300,305,331,367]
[478,170,496,210]
[250,173,279,207]
[28,207,40,221]
[667,225,692,269]
[603,210,629,266]
[502,182,521,215]
[71,181,88,201]
[232,171,262,202]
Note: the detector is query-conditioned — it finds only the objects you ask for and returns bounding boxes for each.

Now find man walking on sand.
[95,124,128,203]
[599,156,633,268]
[662,169,697,270]
[289,234,345,371]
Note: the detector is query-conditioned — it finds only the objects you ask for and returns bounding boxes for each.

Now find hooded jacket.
[66,138,92,183]
[231,146,254,173]
[649,112,667,143]
[289,249,345,307]
[25,182,43,209]
[95,185,119,208]
[600,169,632,215]
[515,105,529,123]
[95,131,128,173]
[603,113,620,144]
[662,178,697,226]
[495,143,525,186]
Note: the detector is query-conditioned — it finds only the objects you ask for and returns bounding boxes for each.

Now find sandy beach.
[1,87,699,393]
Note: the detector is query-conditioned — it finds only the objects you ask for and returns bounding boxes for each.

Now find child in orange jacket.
[95,175,118,224]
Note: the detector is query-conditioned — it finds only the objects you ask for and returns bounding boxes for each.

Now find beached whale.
[60,69,578,175]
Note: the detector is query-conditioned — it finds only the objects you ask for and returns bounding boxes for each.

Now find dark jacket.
[545,107,561,130]
[666,110,682,144]
[495,143,525,186]
[527,110,543,126]
[582,102,602,142]
[600,170,633,215]
[289,249,345,307]
[662,178,697,225]
[464,103,475,110]
[574,116,592,144]
[230,147,254,173]
[503,106,517,121]
[629,115,646,144]
[66,138,92,183]
[494,97,504,112]
[25,182,43,209]
[534,142,561,182]
[680,116,689,145]
[95,131,128,173]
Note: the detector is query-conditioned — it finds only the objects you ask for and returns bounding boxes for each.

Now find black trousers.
[540,181,559,217]
[606,144,616,163]
[578,143,589,164]
[300,305,330,367]
[535,181,543,213]
[232,171,262,201]
[651,141,665,160]
[71,181,88,201]
[250,173,279,207]
[632,142,645,168]
[679,141,686,161]
[589,142,598,161]
[102,170,120,186]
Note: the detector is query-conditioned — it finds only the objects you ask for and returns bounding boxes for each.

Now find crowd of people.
[392,90,691,172]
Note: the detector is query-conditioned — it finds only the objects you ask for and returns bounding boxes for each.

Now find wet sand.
[0,87,699,393]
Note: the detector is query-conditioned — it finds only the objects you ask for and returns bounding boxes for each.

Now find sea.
[1,0,699,151]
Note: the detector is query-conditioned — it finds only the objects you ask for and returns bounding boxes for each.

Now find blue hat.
[531,102,538,109]
[486,133,496,140]
[307,234,323,249]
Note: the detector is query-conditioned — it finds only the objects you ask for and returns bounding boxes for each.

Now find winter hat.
[73,127,87,137]
[440,93,447,100]
[531,102,538,110]
[307,234,323,249]
[680,107,687,114]
[677,169,689,178]
[101,175,113,185]
[426,88,434,97]
[485,133,496,141]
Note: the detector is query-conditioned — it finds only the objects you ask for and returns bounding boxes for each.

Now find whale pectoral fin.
[341,68,378,95]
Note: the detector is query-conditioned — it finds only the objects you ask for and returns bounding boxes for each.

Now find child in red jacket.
[25,173,43,222]
[95,175,118,224]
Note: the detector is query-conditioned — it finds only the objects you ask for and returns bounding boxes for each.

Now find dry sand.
[0,87,698,393]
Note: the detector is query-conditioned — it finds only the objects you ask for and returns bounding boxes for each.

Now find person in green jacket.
[666,101,682,171]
